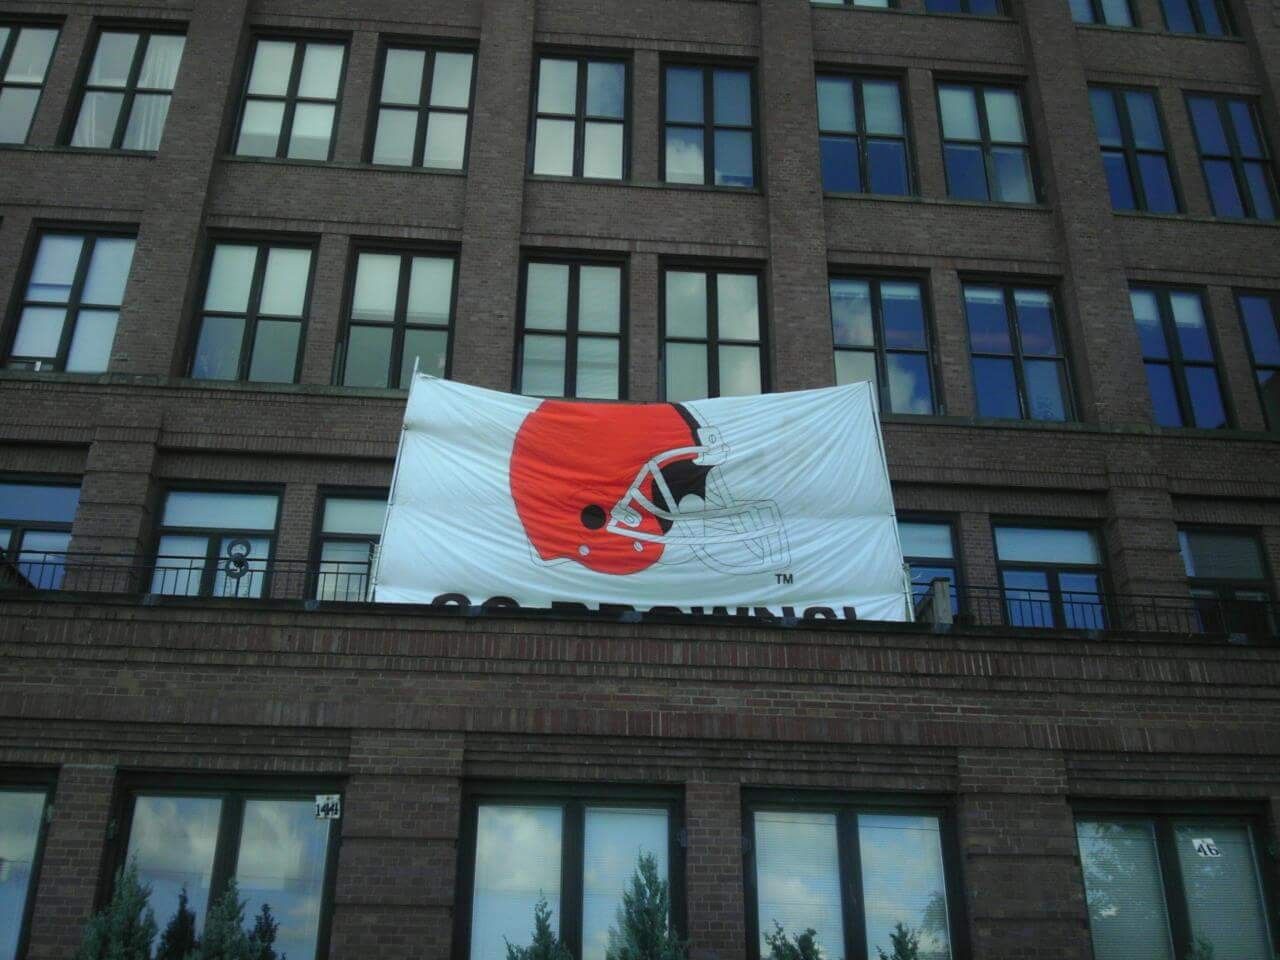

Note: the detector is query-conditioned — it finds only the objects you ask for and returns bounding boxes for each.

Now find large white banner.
[373,376,911,621]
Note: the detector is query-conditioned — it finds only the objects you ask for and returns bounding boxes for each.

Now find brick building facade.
[1,0,1278,958]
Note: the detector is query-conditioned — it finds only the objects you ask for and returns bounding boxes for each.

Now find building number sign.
[315,794,342,819]
[1191,837,1221,858]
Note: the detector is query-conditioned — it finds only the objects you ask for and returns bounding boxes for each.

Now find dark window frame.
[1071,0,1138,26]
[364,38,477,171]
[898,512,964,614]
[742,789,971,960]
[1234,288,1280,432]
[1159,0,1235,35]
[1185,92,1278,221]
[991,518,1109,629]
[2,224,138,372]
[308,486,388,601]
[513,253,629,399]
[936,78,1041,204]
[100,771,344,960]
[0,766,56,960]
[335,242,459,389]
[231,32,349,162]
[65,24,187,152]
[0,476,79,592]
[452,781,687,960]
[659,58,761,190]
[527,50,631,181]
[962,279,1077,422]
[0,20,61,145]
[815,69,916,197]
[659,262,770,400]
[188,234,317,384]
[1132,284,1232,429]
[1089,84,1181,213]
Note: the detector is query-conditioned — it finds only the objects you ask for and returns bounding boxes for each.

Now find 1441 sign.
[1191,837,1221,857]
[314,794,342,819]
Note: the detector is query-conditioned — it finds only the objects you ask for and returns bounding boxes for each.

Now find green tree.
[605,852,687,960]
[505,896,573,960]
[762,923,823,960]
[875,922,920,960]
[1185,937,1215,960]
[248,903,281,960]
[189,880,254,960]
[73,861,159,960]
[155,887,199,960]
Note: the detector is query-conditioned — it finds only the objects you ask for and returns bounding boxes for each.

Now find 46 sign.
[1191,837,1221,858]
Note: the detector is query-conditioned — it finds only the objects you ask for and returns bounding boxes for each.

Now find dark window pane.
[1103,152,1137,210]
[830,279,873,347]
[0,483,80,523]
[1188,97,1227,153]
[1102,0,1133,25]
[971,0,1000,11]
[0,87,40,144]
[1162,0,1196,31]
[1003,569,1054,627]
[401,328,448,385]
[666,67,703,124]
[585,61,625,119]
[1130,290,1168,359]
[713,70,752,126]
[576,338,620,400]
[1169,291,1212,361]
[858,815,953,960]
[1204,159,1244,217]
[887,352,934,414]
[973,357,1020,418]
[863,81,903,136]
[1258,369,1280,429]
[926,0,964,11]
[835,349,878,392]
[991,146,1035,203]
[1185,366,1227,428]
[236,100,284,156]
[583,121,623,179]
[286,102,335,160]
[372,108,417,165]
[1243,163,1276,220]
[665,342,709,402]
[1014,290,1059,355]
[0,790,44,955]
[665,127,704,184]
[1137,155,1178,213]
[1070,0,1096,21]
[1194,0,1225,34]
[381,48,425,105]
[1228,101,1262,158]
[1124,92,1164,149]
[192,316,244,379]
[1239,297,1280,365]
[820,137,861,192]
[247,319,300,383]
[866,139,909,195]
[236,800,330,960]
[964,287,1012,353]
[431,52,472,109]
[882,282,926,349]
[945,144,988,200]
[1145,362,1183,426]
[1090,89,1123,146]
[1060,572,1105,629]
[1023,359,1069,421]
[122,93,172,151]
[714,129,753,187]
[128,796,222,947]
[424,111,467,170]
[537,58,577,115]
[534,118,575,176]
[343,326,392,388]
[816,77,856,133]
[71,91,124,148]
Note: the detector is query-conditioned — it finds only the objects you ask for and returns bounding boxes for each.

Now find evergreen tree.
[505,896,573,960]
[73,861,159,960]
[1185,937,1215,960]
[155,887,199,960]
[762,923,823,960]
[249,903,281,960]
[605,852,686,960]
[190,880,254,960]
[874,922,920,960]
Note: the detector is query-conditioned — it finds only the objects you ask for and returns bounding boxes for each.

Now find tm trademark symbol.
[775,573,794,585]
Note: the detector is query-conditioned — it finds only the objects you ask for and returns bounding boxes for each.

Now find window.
[1130,287,1228,429]
[811,0,895,8]
[938,82,1035,203]
[5,230,137,373]
[339,249,455,388]
[191,240,313,383]
[745,797,962,960]
[1236,291,1280,431]
[150,490,279,598]
[925,0,1002,12]
[314,493,385,601]
[112,778,339,960]
[1070,0,1134,25]
[370,44,473,169]
[1160,0,1233,35]
[235,37,345,160]
[815,75,911,195]
[0,24,57,144]
[69,29,184,151]
[1077,813,1275,960]
[1089,87,1178,213]
[0,481,79,590]
[516,259,625,399]
[1179,528,1275,638]
[964,283,1072,421]
[531,55,627,180]
[0,781,52,960]
[663,64,756,188]
[1187,95,1277,221]
[662,267,766,401]
[994,525,1106,629]
[457,788,683,960]
[900,519,960,613]
[829,277,935,413]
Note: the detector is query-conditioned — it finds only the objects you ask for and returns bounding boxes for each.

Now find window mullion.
[415,48,435,167]
[561,801,585,959]
[207,793,245,913]
[279,42,306,159]
[707,272,719,397]
[1114,90,1146,211]
[392,254,412,387]
[837,809,866,960]
[240,246,270,381]
[565,264,581,397]
[1160,292,1197,426]
[53,235,97,370]
[1004,288,1032,419]
[114,33,148,149]
[1153,818,1193,956]
[975,86,997,199]
[871,280,890,412]
[704,69,714,186]
[575,59,587,178]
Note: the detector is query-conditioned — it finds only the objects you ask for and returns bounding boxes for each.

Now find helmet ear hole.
[580,504,607,530]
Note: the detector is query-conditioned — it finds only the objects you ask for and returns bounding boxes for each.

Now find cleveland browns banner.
[371,375,912,621]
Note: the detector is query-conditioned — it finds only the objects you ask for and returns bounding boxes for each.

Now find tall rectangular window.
[115,780,339,960]
[1236,291,1280,431]
[458,790,682,960]
[964,283,1072,421]
[1089,87,1178,213]
[663,64,756,188]
[191,240,313,383]
[314,493,385,601]
[235,38,345,160]
[0,24,58,144]
[900,518,960,613]
[938,82,1035,203]
[1187,95,1277,221]
[516,259,625,399]
[925,0,1001,12]
[150,490,279,598]
[1160,0,1232,35]
[1077,814,1275,960]
[370,45,473,170]
[339,249,455,388]
[1130,287,1228,429]
[994,525,1105,629]
[1070,0,1134,25]
[0,480,79,590]
[663,267,766,401]
[1179,527,1275,638]
[5,230,137,373]
[747,799,960,960]
[0,783,52,960]
[816,75,911,195]
[531,55,627,180]
[70,29,185,151]
[829,276,935,414]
